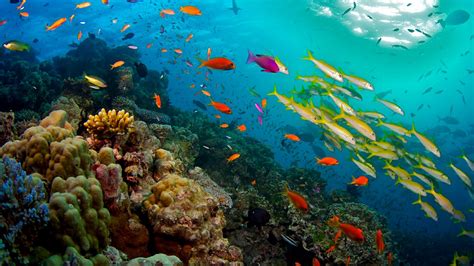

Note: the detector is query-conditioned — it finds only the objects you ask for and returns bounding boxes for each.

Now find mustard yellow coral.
[84,109,134,139]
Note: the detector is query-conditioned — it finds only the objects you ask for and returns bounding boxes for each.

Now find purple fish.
[258,115,263,125]
[255,103,263,114]
[246,50,279,73]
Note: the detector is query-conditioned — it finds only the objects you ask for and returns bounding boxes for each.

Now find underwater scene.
[0,0,473,265]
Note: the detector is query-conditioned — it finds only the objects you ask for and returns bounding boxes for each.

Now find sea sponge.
[39,110,74,132]
[97,147,115,165]
[83,108,134,139]
[48,176,110,257]
[143,174,243,264]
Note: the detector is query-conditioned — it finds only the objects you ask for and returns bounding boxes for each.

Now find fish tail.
[196,57,205,68]
[303,50,314,61]
[412,194,422,205]
[268,85,279,96]
[246,50,256,64]
[457,228,466,237]
[207,97,215,106]
[333,109,345,121]
[408,121,416,134]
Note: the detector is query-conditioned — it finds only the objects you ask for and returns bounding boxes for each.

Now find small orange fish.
[209,100,232,114]
[146,43,153,49]
[199,57,235,70]
[174,48,183,54]
[201,90,211,97]
[285,134,300,142]
[185,33,193,42]
[19,12,29,18]
[180,5,202,16]
[376,229,385,254]
[46,17,67,31]
[387,252,393,266]
[334,229,342,243]
[326,245,336,254]
[110,60,124,70]
[329,216,364,242]
[75,2,91,9]
[189,84,195,88]
[237,124,246,132]
[161,48,168,53]
[77,30,83,41]
[17,0,26,10]
[346,256,350,266]
[153,94,161,108]
[160,9,175,17]
[101,0,109,4]
[349,176,368,186]
[285,185,308,212]
[251,179,256,186]
[69,14,75,22]
[227,153,240,163]
[261,98,267,109]
[207,47,211,60]
[120,24,130,32]
[220,123,229,128]
[214,114,221,119]
[312,258,320,266]
[316,157,339,166]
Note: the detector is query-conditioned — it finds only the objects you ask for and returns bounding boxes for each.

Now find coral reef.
[188,167,233,209]
[84,108,134,139]
[143,174,243,264]
[126,253,182,266]
[0,112,15,146]
[47,175,110,258]
[0,157,49,265]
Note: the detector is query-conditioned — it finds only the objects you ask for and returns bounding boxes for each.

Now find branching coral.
[0,157,49,265]
[83,108,134,139]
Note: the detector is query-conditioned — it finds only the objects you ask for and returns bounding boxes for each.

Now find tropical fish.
[326,90,356,116]
[3,40,30,52]
[84,74,107,89]
[274,57,289,74]
[328,216,364,242]
[46,17,67,31]
[317,157,339,166]
[0,20,7,26]
[160,9,175,17]
[237,124,246,132]
[334,229,342,243]
[375,98,404,115]
[384,162,411,180]
[427,186,455,215]
[180,6,202,16]
[75,2,91,9]
[209,99,232,114]
[229,0,241,15]
[416,164,450,184]
[315,117,356,145]
[227,153,240,163]
[412,195,438,221]
[198,57,235,70]
[326,245,336,254]
[460,154,474,172]
[349,176,368,186]
[342,74,374,90]
[408,124,440,157]
[334,111,375,140]
[376,230,384,254]
[450,252,471,266]
[449,163,472,188]
[77,30,83,41]
[255,103,264,114]
[110,60,125,70]
[246,50,280,73]
[220,123,229,128]
[352,157,376,178]
[101,0,109,5]
[284,184,309,212]
[17,0,26,10]
[153,94,161,108]
[376,120,410,136]
[396,177,427,196]
[185,33,193,42]
[19,12,29,17]
[312,258,320,266]
[457,228,474,238]
[452,209,466,223]
[120,24,130,32]
[261,98,267,109]
[387,252,393,266]
[285,134,300,142]
[303,50,343,82]
[201,90,211,97]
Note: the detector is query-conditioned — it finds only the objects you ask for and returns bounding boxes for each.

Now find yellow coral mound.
[84,108,134,138]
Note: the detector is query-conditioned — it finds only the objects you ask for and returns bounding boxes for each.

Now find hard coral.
[83,108,134,139]
[143,174,243,265]
[48,175,110,258]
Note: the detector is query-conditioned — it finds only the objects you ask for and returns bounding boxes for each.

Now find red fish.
[312,258,320,266]
[334,229,342,243]
[345,256,350,266]
[387,252,393,265]
[326,245,336,254]
[285,184,309,212]
[316,157,339,166]
[153,94,161,108]
[376,229,385,254]
[349,176,368,186]
[328,215,364,242]
[199,57,235,70]
[209,99,232,114]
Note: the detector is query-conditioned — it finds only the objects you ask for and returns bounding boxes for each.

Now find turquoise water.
[1,0,473,264]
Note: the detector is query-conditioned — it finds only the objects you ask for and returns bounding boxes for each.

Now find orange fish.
[251,179,256,186]
[201,90,211,97]
[153,94,162,108]
[237,124,246,132]
[285,185,309,212]
[69,14,75,22]
[326,245,336,254]
[161,48,168,53]
[220,123,229,128]
[387,252,393,265]
[349,176,368,186]
[180,5,202,16]
[227,153,240,163]
[295,263,301,266]
[110,60,124,70]
[328,216,364,242]
[199,57,235,70]
[19,12,29,18]
[261,98,267,109]
[146,43,153,49]
[46,17,67,31]
[0,20,7,26]
[345,256,350,266]
[101,0,109,4]
[75,2,91,9]
[160,9,175,17]
[209,100,232,114]
[174,48,183,54]
[17,0,26,10]
[316,157,339,166]
[334,229,342,243]
[285,134,300,142]
[312,258,320,266]
[207,47,211,60]
[185,33,193,42]
[77,30,83,41]
[189,84,195,88]
[120,24,130,32]
[214,114,221,119]
[376,229,385,254]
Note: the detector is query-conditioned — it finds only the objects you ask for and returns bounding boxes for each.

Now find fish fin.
[375,119,384,127]
[207,98,215,106]
[408,121,416,135]
[268,85,279,96]
[195,57,206,68]
[303,50,315,61]
[457,228,466,237]
[333,109,345,121]
[395,176,401,185]
[412,194,422,205]
[246,50,256,64]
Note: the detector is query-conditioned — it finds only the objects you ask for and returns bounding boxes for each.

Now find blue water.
[1,0,473,264]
